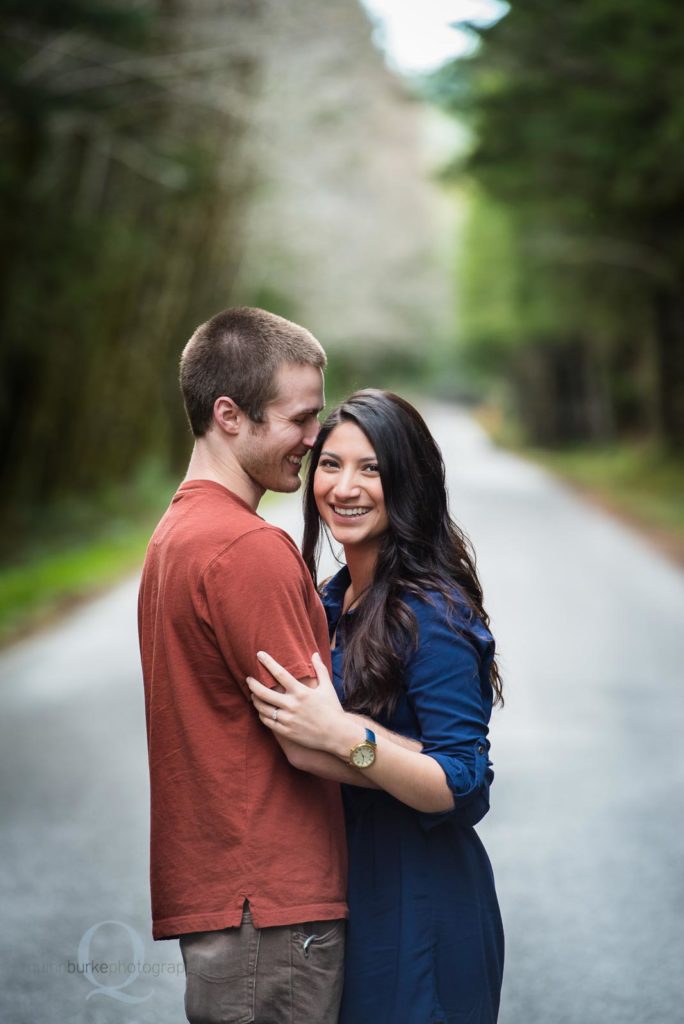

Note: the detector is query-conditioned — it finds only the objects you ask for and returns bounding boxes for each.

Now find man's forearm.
[278,737,379,787]
[359,717,422,752]
[277,718,421,788]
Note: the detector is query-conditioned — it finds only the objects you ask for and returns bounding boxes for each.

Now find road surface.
[1,404,683,1024]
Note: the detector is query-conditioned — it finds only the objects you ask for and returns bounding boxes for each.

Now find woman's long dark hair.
[302,389,503,714]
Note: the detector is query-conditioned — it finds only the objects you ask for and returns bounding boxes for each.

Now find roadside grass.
[529,445,684,534]
[0,474,284,649]
[4,408,682,649]
[0,459,179,648]
[479,406,684,564]
[0,521,157,647]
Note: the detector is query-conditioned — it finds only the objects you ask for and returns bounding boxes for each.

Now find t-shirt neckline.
[175,478,258,515]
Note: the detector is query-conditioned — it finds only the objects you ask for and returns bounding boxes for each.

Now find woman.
[247,390,504,1024]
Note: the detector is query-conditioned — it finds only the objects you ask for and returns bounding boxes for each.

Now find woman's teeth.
[334,507,369,517]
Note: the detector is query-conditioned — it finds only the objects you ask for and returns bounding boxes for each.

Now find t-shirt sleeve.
[404,595,495,830]
[201,528,322,694]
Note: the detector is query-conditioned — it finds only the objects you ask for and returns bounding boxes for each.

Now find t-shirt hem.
[152,901,348,940]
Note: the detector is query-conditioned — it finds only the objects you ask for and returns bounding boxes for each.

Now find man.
[138,307,347,1024]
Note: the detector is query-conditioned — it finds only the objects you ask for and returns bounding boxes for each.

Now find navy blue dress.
[322,568,504,1024]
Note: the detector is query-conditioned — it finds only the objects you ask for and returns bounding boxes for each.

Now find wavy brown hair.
[302,389,503,715]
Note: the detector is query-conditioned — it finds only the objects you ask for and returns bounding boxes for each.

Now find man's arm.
[276,725,420,786]
[248,652,455,813]
[277,732,380,786]
[203,528,329,695]
[274,716,419,786]
[204,530,418,782]
[254,671,421,785]
[361,718,422,753]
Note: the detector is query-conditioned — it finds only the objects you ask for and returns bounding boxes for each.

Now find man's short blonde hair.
[180,307,326,437]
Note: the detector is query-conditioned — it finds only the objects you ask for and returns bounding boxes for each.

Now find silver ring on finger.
[272,709,279,722]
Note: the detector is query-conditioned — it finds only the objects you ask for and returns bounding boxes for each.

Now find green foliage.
[325,345,435,407]
[432,0,684,448]
[525,443,684,551]
[1,0,150,37]
[0,525,149,646]
[456,187,520,367]
[0,454,176,644]
[0,0,259,556]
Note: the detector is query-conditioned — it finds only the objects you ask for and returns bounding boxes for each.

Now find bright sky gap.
[359,0,509,73]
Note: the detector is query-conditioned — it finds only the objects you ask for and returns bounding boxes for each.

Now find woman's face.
[313,421,389,551]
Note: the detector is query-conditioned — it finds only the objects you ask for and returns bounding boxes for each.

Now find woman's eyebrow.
[319,449,377,462]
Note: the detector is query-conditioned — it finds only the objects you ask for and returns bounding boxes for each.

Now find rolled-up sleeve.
[403,595,494,830]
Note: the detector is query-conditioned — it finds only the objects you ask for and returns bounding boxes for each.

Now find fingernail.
[256,651,266,661]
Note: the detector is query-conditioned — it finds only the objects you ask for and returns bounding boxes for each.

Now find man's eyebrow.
[291,406,323,417]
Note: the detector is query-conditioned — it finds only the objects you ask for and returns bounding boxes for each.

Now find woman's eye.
[364,464,380,473]
[319,458,338,469]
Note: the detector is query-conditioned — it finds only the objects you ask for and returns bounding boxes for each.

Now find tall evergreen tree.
[433,0,684,447]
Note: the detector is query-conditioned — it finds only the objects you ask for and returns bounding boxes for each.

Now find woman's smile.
[313,421,389,548]
[331,505,371,519]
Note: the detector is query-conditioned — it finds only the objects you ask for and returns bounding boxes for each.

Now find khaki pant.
[180,906,345,1024]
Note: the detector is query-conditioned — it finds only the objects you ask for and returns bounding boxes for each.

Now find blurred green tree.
[0,0,261,554]
[0,0,453,564]
[432,0,684,447]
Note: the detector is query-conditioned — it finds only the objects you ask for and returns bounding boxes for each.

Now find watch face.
[352,743,375,768]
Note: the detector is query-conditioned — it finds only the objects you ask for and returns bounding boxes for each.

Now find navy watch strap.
[365,728,376,744]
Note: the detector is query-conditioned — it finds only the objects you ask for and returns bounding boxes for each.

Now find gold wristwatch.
[348,727,377,769]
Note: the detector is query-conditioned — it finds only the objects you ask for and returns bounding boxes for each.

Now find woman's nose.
[332,470,361,499]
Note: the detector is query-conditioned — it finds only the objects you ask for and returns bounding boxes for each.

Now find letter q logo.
[77,920,152,1004]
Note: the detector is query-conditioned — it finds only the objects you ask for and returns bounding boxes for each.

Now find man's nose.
[302,420,320,448]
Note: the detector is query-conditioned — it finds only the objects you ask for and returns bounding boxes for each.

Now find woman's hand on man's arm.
[248,659,378,786]
[247,652,445,808]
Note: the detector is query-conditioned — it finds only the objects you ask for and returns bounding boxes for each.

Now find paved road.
[1,405,683,1024]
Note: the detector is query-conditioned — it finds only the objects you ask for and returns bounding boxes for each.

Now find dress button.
[477,744,485,754]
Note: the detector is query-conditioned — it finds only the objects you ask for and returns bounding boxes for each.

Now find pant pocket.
[180,926,257,1024]
[290,919,345,1024]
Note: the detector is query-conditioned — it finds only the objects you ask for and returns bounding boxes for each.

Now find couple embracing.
[138,307,504,1024]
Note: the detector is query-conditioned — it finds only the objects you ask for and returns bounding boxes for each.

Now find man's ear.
[213,396,242,435]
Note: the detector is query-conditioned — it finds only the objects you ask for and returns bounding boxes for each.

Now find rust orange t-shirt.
[138,480,347,940]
